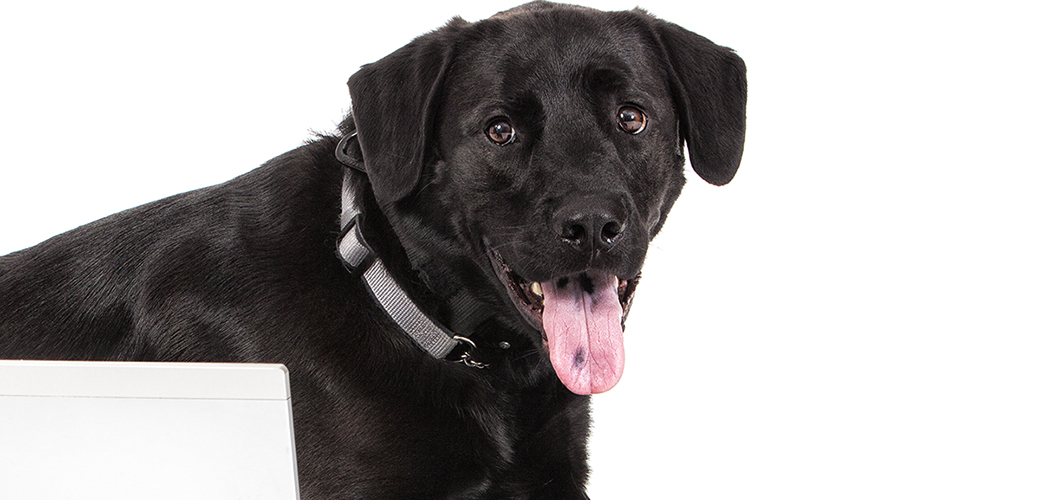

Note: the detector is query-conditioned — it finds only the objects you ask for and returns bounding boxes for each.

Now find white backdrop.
[1,1,1037,498]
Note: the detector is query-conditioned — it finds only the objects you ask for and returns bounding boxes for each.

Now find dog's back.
[0,142,344,363]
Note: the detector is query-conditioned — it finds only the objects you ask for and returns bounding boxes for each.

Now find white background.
[1,1,1037,498]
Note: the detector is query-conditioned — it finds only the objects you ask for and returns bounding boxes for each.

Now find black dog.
[0,2,745,498]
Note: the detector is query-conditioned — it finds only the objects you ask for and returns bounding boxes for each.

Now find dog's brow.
[503,92,544,120]
[583,65,630,93]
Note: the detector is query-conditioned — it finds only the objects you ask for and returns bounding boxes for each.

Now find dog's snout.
[552,196,628,252]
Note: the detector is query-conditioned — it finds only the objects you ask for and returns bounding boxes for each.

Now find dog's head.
[346,2,746,394]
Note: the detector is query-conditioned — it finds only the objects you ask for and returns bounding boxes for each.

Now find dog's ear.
[347,18,468,202]
[650,19,747,186]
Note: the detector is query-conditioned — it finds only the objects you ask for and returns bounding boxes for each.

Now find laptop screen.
[0,360,299,500]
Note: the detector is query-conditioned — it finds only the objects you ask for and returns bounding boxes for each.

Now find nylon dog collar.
[335,136,486,368]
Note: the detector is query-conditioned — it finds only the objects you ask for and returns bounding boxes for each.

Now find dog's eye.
[617,106,647,135]
[486,120,516,145]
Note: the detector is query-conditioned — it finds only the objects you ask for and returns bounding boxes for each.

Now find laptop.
[0,360,300,499]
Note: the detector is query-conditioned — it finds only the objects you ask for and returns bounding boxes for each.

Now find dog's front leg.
[495,386,593,499]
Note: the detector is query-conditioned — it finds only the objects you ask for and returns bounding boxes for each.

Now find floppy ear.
[651,20,747,186]
[347,18,468,202]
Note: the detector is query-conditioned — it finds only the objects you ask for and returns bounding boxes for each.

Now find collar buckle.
[336,132,366,173]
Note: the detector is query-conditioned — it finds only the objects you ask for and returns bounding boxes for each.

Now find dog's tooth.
[530,282,543,297]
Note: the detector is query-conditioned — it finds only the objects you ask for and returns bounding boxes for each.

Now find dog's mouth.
[486,244,639,395]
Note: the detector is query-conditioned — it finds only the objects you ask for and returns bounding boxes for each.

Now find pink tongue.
[541,272,625,395]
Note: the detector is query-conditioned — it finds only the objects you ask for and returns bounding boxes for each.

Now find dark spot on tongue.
[577,273,594,294]
[556,276,570,288]
[573,347,586,368]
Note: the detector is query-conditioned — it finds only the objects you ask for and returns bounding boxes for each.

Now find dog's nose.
[552,196,628,252]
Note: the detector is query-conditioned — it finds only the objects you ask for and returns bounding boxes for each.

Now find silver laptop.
[0,360,300,499]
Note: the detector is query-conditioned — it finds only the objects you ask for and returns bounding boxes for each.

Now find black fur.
[0,3,745,498]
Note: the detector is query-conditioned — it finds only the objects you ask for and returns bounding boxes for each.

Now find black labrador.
[0,2,745,498]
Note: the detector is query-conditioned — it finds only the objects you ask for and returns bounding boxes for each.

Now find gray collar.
[335,134,486,368]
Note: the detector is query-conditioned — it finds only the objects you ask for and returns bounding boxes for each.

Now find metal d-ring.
[452,335,489,369]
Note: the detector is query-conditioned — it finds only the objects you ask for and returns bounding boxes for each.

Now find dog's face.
[347,3,746,395]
